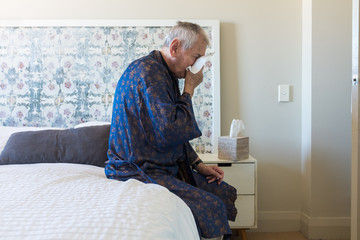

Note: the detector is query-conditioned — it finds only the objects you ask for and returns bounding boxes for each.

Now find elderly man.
[106,21,237,240]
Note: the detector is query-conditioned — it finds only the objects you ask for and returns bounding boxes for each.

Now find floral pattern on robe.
[105,50,236,239]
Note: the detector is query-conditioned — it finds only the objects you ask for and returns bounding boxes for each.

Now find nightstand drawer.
[220,163,255,194]
[230,195,255,228]
[201,154,257,229]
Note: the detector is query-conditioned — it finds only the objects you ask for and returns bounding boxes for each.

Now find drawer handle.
[218,163,232,167]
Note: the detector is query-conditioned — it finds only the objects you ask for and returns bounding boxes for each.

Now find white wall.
[0,0,352,238]
[311,0,352,218]
[301,0,352,238]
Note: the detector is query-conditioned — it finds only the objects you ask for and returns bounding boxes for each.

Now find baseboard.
[249,211,301,232]
[300,212,350,240]
[250,211,350,240]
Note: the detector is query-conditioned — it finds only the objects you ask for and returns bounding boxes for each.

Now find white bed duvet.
[0,163,199,240]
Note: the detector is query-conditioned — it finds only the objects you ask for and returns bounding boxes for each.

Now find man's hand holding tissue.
[195,160,224,185]
[183,66,204,97]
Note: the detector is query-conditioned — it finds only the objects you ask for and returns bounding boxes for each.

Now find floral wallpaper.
[0,24,216,153]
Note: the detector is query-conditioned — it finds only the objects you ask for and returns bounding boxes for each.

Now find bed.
[0,124,199,240]
[0,19,221,240]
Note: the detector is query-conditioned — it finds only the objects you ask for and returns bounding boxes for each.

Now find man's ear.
[169,39,181,57]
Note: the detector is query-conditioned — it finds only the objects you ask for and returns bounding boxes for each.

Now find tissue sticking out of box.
[218,119,248,161]
[229,119,245,138]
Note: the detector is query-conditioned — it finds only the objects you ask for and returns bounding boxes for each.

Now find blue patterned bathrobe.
[105,50,237,239]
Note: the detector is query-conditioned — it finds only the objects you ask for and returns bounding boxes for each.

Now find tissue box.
[218,136,249,161]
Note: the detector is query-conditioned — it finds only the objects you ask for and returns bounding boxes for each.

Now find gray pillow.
[0,125,110,167]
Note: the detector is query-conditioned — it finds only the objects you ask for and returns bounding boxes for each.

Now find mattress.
[0,163,199,240]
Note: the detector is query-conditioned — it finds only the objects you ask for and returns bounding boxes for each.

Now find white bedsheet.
[0,163,199,240]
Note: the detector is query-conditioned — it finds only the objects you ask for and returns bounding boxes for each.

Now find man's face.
[172,38,207,79]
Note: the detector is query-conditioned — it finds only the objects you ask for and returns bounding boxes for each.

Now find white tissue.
[229,119,245,138]
[186,53,214,74]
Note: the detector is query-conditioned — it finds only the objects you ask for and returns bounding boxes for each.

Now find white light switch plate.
[278,85,290,102]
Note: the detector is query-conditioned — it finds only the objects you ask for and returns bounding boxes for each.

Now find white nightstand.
[198,154,257,239]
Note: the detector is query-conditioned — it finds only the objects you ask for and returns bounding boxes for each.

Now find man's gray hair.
[163,21,209,50]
